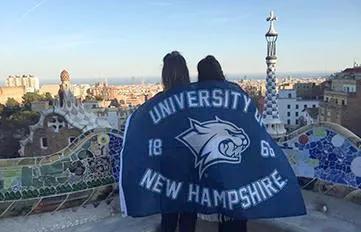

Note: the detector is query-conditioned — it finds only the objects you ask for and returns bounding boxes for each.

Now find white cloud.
[19,0,48,21]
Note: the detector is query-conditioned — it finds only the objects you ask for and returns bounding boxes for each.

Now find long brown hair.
[162,51,190,91]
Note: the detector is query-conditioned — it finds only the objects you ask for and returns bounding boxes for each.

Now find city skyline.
[0,0,360,81]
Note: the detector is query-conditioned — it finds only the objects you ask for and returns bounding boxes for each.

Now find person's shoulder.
[225,80,239,87]
[153,91,164,97]
[225,80,248,93]
[191,80,244,92]
[131,90,164,115]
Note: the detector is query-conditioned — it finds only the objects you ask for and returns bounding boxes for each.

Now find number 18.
[149,139,162,156]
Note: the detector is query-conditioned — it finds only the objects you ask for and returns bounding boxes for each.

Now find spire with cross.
[262,11,286,139]
[266,11,278,37]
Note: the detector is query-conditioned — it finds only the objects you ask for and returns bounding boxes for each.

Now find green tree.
[0,103,4,116]
[11,110,40,123]
[22,92,43,106]
[1,98,21,119]
[42,92,53,101]
[5,98,20,108]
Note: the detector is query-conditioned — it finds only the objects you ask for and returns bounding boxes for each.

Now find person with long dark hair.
[197,55,248,232]
[160,51,197,232]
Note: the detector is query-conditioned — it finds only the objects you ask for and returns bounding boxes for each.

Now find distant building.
[124,94,144,107]
[278,89,319,130]
[0,86,26,104]
[300,108,319,126]
[319,66,361,137]
[39,83,90,100]
[87,82,118,100]
[6,75,39,93]
[19,70,111,157]
[83,100,112,110]
[39,84,60,97]
[294,82,325,100]
[73,84,91,99]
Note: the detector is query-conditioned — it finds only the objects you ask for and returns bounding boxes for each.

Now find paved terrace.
[0,191,359,232]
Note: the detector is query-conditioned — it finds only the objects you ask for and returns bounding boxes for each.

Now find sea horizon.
[35,71,331,85]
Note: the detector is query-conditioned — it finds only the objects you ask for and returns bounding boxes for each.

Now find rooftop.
[342,67,361,74]
[303,107,319,119]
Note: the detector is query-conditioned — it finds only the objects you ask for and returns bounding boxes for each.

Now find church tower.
[262,11,286,138]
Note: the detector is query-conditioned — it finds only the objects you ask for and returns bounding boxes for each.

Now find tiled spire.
[262,11,286,138]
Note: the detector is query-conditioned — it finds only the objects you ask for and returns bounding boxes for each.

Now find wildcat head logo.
[176,117,250,179]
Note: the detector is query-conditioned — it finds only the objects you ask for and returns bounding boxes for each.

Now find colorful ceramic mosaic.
[1,122,360,218]
[281,126,361,189]
[0,128,123,217]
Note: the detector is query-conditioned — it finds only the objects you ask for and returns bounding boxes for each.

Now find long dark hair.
[197,55,225,82]
[162,51,190,91]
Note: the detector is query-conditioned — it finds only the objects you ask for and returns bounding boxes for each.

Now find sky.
[0,0,360,82]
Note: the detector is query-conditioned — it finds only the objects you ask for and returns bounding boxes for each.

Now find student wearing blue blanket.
[159,51,197,232]
[197,55,248,232]
[120,51,305,230]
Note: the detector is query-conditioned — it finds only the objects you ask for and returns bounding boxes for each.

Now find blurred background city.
[0,1,360,231]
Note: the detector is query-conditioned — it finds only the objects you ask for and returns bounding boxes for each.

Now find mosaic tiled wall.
[281,125,361,189]
[0,128,123,218]
[1,122,360,218]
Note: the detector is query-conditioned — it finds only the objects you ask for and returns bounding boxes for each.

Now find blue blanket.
[119,80,306,219]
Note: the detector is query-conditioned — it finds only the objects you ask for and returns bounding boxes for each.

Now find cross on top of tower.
[266,11,278,37]
[267,11,277,22]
